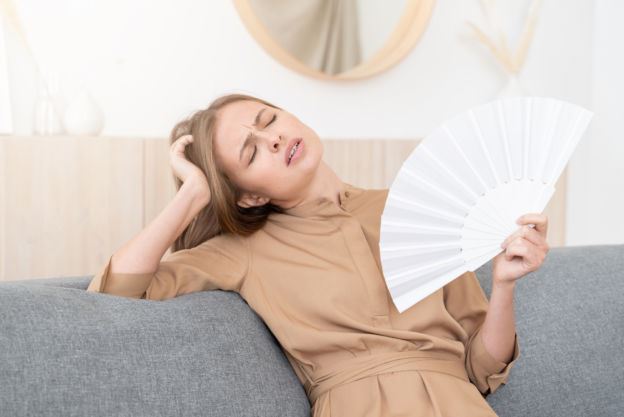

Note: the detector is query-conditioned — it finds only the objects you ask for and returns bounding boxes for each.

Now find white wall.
[566,0,624,246]
[2,0,620,246]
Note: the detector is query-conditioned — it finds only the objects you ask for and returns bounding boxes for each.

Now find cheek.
[303,125,319,140]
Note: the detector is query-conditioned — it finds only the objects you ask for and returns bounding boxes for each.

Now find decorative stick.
[513,0,542,73]
[466,21,514,73]
[0,0,63,122]
[466,0,541,77]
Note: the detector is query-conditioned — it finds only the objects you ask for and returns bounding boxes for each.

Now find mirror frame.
[232,0,436,81]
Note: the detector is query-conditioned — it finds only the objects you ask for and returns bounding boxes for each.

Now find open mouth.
[287,139,303,165]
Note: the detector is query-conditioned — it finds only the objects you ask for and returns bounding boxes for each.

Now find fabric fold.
[467,327,521,395]
[86,254,153,298]
[304,349,469,405]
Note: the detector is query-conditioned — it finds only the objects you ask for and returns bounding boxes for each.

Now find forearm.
[110,180,210,275]
[480,280,516,364]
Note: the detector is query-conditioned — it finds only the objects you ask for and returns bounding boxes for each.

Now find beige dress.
[87,181,520,417]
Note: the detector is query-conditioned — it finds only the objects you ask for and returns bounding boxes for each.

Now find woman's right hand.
[170,134,211,203]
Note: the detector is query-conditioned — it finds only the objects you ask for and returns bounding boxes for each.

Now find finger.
[177,134,193,142]
[171,135,193,148]
[516,213,548,236]
[171,135,194,155]
[504,238,532,261]
[502,226,523,247]
[502,225,548,249]
[520,226,548,249]
[510,237,543,265]
[501,225,533,248]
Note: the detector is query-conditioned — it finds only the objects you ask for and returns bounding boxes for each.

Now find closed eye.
[249,113,277,164]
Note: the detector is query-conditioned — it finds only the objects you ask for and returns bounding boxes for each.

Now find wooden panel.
[0,135,6,281]
[144,137,177,258]
[0,136,566,282]
[144,137,566,246]
[322,138,566,246]
[322,139,420,188]
[0,135,144,281]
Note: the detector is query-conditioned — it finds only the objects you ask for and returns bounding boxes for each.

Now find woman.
[87,93,550,417]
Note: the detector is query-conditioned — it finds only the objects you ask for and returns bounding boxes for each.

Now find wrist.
[492,277,516,292]
[182,178,210,204]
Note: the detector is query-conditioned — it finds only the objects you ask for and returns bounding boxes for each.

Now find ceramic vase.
[33,73,63,135]
[62,87,104,136]
[497,74,531,98]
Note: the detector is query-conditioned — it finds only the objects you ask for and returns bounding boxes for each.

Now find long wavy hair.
[169,93,287,253]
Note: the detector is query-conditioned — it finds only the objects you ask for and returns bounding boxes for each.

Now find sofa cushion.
[1,244,622,417]
[474,244,624,417]
[0,281,310,417]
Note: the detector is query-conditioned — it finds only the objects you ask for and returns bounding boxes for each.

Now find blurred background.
[0,0,622,281]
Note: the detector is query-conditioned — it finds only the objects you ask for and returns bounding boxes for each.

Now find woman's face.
[213,99,323,208]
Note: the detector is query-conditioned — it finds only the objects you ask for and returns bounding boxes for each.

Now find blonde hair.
[169,93,286,253]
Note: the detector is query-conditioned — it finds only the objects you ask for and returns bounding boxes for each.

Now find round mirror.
[233,0,436,81]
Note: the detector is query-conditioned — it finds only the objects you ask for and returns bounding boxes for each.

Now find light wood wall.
[0,135,566,282]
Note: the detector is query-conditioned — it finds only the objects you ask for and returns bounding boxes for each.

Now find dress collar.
[279,181,364,219]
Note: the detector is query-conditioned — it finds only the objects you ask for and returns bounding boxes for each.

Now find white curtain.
[0,15,13,133]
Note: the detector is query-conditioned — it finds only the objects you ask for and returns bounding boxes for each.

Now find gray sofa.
[1,244,622,417]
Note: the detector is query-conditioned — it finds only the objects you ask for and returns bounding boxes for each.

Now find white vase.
[497,74,531,98]
[34,93,63,135]
[62,88,104,136]
[33,73,63,135]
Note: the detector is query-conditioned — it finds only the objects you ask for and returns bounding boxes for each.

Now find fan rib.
[403,169,471,212]
[382,220,461,235]
[469,111,501,185]
[523,98,532,179]
[443,126,516,232]
[380,242,460,253]
[462,223,507,237]
[476,192,517,232]
[388,194,458,219]
[444,126,489,192]
[390,195,465,224]
[549,111,590,184]
[495,102,516,180]
[421,144,480,201]
[392,271,460,312]
[536,101,563,183]
[386,255,465,285]
[379,96,593,314]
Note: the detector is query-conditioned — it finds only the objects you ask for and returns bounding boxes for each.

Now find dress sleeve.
[86,233,249,300]
[442,270,521,397]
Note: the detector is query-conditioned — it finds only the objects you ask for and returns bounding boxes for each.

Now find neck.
[280,161,344,210]
[308,161,344,206]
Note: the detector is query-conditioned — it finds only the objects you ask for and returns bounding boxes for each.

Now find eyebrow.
[238,108,266,163]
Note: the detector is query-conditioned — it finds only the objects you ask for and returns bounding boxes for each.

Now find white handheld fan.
[379,96,593,313]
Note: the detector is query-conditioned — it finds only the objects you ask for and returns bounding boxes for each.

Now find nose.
[255,130,283,151]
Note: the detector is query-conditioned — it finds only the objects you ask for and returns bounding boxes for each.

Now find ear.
[237,193,270,209]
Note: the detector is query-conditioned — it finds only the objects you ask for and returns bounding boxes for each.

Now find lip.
[285,138,303,166]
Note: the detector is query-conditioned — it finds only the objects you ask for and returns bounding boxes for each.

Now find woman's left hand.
[492,213,550,287]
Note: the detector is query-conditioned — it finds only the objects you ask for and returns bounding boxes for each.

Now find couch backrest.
[1,244,622,417]
[0,280,311,416]
[475,244,624,417]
